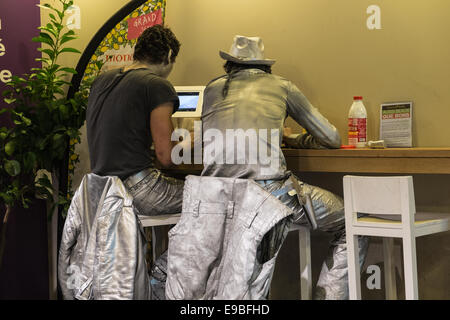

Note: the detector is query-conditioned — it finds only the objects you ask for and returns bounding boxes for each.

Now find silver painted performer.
[60,25,185,300]
[86,25,184,218]
[200,35,369,300]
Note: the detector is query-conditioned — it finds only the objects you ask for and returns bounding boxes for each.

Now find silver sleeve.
[285,82,341,149]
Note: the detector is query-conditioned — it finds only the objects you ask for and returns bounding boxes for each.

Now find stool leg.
[383,237,397,300]
[299,227,312,300]
[402,236,418,300]
[347,233,362,299]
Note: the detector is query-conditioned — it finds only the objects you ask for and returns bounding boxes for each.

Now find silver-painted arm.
[285,82,341,149]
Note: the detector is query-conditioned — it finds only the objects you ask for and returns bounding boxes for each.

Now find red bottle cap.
[353,96,363,100]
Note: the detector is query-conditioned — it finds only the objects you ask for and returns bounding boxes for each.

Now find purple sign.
[0,0,41,127]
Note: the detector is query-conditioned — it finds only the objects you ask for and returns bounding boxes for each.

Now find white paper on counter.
[380,102,413,147]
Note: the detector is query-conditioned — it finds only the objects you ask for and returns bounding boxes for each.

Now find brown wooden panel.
[285,156,450,174]
[161,148,450,175]
[282,148,450,159]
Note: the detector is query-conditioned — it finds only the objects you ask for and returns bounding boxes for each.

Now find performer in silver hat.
[199,35,369,300]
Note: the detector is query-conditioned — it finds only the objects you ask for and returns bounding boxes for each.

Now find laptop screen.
[177,92,200,112]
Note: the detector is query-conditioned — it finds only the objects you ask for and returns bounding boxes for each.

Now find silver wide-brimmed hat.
[219,35,276,66]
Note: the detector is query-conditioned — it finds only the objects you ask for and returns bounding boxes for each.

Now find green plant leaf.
[57,67,77,74]
[4,98,16,104]
[37,176,53,190]
[35,186,53,202]
[42,2,63,17]
[38,48,56,60]
[22,197,31,209]
[36,179,55,202]
[36,58,52,66]
[37,137,48,150]
[52,133,67,158]
[38,25,58,38]
[48,64,61,74]
[51,21,64,32]
[0,192,14,205]
[59,47,81,54]
[58,193,70,206]
[59,105,69,119]
[11,110,32,126]
[40,31,54,41]
[32,32,55,47]
[5,141,15,156]
[12,179,20,189]
[53,125,67,133]
[62,29,75,38]
[23,152,37,172]
[60,36,77,46]
[54,80,72,86]
[4,160,21,177]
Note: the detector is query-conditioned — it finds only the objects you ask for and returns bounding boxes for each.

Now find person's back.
[202,69,292,180]
[201,66,340,180]
[87,68,178,180]
[85,24,184,217]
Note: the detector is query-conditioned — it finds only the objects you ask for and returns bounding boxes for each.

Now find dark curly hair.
[222,61,272,98]
[133,25,181,65]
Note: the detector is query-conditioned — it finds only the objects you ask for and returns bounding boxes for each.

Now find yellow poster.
[82,0,166,83]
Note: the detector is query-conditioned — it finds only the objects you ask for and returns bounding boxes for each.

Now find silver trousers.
[124,168,184,299]
[124,168,184,216]
[260,174,369,300]
[165,175,293,300]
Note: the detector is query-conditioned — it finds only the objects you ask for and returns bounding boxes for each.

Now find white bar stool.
[343,175,450,300]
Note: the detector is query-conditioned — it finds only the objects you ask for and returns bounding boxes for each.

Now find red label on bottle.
[348,118,367,143]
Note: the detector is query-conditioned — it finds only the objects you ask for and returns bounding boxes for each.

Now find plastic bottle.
[348,96,367,148]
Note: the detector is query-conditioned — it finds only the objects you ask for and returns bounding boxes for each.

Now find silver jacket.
[58,173,150,300]
[166,175,293,300]
[201,69,341,180]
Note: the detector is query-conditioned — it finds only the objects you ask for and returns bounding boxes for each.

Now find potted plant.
[0,0,93,275]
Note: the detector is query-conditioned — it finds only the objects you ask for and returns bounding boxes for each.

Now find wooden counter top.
[283,148,450,174]
[160,148,450,175]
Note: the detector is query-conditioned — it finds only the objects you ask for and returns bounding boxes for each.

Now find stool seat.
[358,212,449,226]
[354,212,450,238]
[138,214,181,227]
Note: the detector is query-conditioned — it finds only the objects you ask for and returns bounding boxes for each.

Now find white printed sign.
[380,102,413,147]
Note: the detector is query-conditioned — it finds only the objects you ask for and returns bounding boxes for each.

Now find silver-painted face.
[160,61,174,79]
